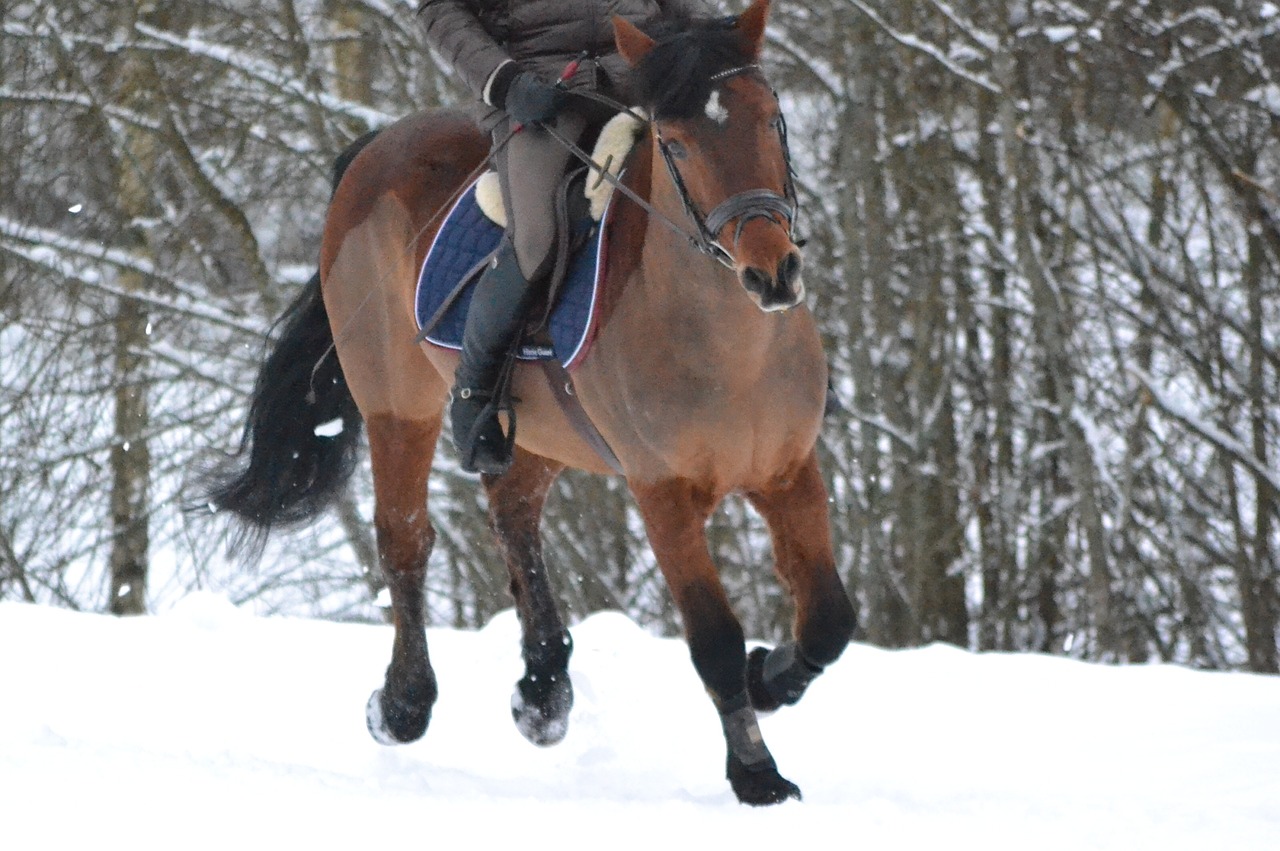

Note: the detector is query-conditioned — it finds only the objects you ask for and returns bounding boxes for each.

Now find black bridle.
[653,64,799,269]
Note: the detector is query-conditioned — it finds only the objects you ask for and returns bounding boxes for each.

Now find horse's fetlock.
[748,642,820,711]
[767,642,821,696]
[366,686,433,745]
[718,691,772,768]
[523,629,573,675]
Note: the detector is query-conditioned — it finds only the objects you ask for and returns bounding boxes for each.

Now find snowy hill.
[2,597,1277,850]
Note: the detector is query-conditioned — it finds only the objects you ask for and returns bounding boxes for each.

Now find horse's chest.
[607,359,823,482]
[582,298,826,482]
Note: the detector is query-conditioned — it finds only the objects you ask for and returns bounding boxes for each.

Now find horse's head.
[615,0,803,312]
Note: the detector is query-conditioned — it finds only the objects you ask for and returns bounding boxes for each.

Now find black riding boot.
[451,242,537,475]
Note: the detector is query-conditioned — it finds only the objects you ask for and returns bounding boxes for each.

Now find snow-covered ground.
[2,596,1277,849]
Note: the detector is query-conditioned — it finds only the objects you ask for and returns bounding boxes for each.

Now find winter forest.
[2,0,1278,673]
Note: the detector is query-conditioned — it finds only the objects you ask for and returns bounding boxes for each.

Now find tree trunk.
[1241,212,1279,672]
[842,28,907,647]
[108,289,151,616]
[970,89,1018,650]
[106,1,166,615]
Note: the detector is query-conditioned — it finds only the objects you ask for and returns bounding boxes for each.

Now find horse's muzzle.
[741,249,804,312]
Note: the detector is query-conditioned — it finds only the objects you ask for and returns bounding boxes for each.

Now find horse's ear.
[735,0,770,59]
[614,15,657,66]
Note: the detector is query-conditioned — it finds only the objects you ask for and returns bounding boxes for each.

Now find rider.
[418,0,712,475]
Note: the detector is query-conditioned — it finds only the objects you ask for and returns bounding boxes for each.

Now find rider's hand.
[496,70,566,126]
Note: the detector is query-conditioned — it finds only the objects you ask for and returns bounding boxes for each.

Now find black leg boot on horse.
[450,241,538,476]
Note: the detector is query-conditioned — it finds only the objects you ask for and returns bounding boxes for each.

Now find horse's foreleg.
[364,414,442,745]
[632,478,801,806]
[746,451,857,712]
[483,449,573,746]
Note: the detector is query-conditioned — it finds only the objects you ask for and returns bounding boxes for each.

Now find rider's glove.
[488,64,566,126]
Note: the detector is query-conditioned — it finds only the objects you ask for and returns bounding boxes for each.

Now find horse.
[209,0,855,806]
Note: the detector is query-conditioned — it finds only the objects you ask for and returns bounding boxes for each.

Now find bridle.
[652,64,799,269]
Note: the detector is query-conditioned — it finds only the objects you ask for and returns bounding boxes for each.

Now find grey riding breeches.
[494,110,589,282]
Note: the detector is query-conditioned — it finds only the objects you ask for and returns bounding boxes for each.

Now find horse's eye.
[664,139,689,160]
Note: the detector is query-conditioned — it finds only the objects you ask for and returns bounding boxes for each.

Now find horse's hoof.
[726,753,802,806]
[366,688,431,746]
[511,671,573,747]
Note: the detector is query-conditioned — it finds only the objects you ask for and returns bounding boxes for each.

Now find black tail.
[206,271,362,533]
[205,130,380,537]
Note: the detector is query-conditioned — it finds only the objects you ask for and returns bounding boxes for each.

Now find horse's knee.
[681,581,747,702]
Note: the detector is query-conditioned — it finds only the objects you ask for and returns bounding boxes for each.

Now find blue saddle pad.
[415,180,605,368]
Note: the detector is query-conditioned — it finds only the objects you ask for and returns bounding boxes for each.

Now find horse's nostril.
[743,266,771,295]
[742,257,804,311]
[778,252,802,287]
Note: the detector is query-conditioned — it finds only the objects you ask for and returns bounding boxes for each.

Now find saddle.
[416,109,644,367]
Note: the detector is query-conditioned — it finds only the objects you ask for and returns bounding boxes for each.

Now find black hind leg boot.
[451,242,538,476]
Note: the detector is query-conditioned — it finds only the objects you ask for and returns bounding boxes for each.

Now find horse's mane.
[630,15,754,120]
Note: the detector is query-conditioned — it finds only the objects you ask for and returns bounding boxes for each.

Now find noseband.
[655,64,799,269]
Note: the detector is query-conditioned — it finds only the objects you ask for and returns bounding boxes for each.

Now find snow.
[1245,82,1280,114]
[2,598,1278,849]
[1043,26,1077,44]
[313,417,345,438]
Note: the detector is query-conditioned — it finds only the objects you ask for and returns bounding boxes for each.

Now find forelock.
[629,16,751,120]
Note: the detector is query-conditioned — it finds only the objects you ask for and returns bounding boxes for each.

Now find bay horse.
[210,0,854,805]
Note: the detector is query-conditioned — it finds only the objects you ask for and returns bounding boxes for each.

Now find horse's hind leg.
[483,448,573,746]
[631,478,800,806]
[745,450,857,713]
[363,414,445,744]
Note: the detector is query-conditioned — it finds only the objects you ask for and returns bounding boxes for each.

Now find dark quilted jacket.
[418,0,713,102]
